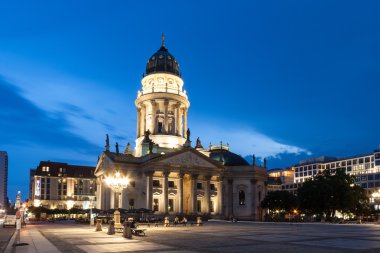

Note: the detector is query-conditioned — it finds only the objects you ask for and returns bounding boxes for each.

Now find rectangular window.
[197,200,202,213]
[376,181,380,187]
[347,160,352,165]
[168,181,175,188]
[368,175,374,181]
[153,180,160,187]
[365,157,370,163]
[375,153,380,159]
[210,184,216,190]
[361,183,367,189]
[368,182,374,188]
[197,183,202,189]
[168,199,174,212]
[359,158,364,164]
[376,160,380,166]
[210,200,215,212]
[342,161,346,166]
[153,199,159,211]
[353,159,358,165]
[361,176,367,181]
[375,174,380,180]
[347,166,352,172]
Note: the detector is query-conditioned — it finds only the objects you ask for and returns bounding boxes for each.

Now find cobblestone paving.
[33,221,380,253]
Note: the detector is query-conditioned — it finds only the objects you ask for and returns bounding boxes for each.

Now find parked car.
[3,215,16,228]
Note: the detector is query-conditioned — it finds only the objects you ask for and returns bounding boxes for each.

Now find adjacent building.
[95,36,268,220]
[0,151,8,209]
[29,161,96,210]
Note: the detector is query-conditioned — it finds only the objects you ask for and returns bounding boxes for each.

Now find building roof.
[209,148,250,166]
[34,161,96,178]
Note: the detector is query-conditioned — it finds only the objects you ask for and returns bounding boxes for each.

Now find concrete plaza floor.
[4,220,380,253]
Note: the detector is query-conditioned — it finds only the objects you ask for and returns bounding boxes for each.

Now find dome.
[209,148,249,166]
[145,34,181,77]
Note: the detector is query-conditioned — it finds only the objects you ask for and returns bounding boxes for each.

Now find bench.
[131,228,146,236]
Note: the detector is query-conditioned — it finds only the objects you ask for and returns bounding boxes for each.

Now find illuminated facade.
[29,161,96,210]
[95,36,268,220]
[0,151,8,209]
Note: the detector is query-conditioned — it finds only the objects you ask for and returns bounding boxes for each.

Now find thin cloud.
[191,123,311,160]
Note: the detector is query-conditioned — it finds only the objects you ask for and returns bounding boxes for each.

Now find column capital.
[162,171,170,177]
[178,172,185,179]
[150,99,157,106]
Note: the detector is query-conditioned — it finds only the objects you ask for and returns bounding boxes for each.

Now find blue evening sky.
[1,0,379,201]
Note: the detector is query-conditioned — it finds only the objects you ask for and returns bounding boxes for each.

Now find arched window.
[239,190,245,205]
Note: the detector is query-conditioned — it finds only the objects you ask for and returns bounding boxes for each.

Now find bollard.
[197,216,203,226]
[107,220,115,235]
[123,220,132,239]
[95,219,102,232]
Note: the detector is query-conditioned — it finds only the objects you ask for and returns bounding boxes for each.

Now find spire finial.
[161,32,165,47]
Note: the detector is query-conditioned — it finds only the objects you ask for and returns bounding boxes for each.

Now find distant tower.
[134,34,190,156]
[0,151,8,209]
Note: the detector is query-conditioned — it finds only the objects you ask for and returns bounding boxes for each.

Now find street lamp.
[105,171,129,229]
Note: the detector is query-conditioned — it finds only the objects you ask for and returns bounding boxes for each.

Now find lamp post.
[105,171,129,229]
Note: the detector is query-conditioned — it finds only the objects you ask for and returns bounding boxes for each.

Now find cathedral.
[95,36,268,220]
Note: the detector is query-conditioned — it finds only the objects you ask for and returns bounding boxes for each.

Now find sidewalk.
[4,228,60,253]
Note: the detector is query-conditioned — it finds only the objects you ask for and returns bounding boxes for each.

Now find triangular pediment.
[151,149,222,169]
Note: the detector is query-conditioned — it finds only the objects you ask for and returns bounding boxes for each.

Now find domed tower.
[134,34,190,157]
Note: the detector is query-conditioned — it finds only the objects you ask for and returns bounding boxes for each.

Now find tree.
[298,168,369,220]
[261,190,298,214]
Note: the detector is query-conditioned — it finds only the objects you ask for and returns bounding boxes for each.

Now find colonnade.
[146,171,223,215]
[137,100,188,139]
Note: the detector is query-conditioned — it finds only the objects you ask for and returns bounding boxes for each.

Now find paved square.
[16,221,380,253]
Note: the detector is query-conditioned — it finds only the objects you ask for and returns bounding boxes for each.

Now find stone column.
[176,103,181,136]
[151,100,156,134]
[250,179,257,220]
[140,105,146,136]
[163,171,170,214]
[217,178,223,215]
[164,100,169,133]
[205,176,211,214]
[183,108,188,139]
[190,174,198,213]
[137,107,141,138]
[178,173,184,213]
[145,171,153,210]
